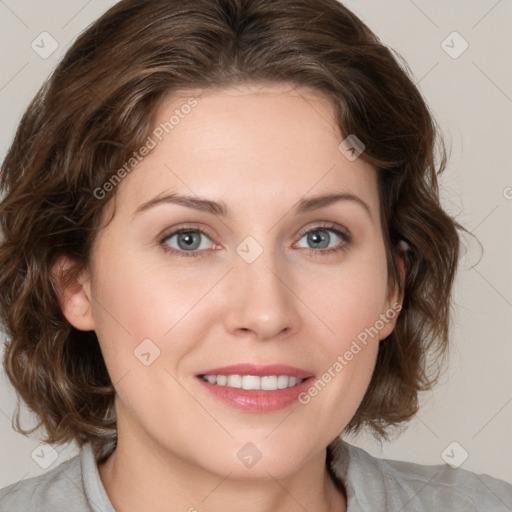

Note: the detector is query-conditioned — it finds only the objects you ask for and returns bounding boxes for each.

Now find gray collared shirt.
[1,438,511,511]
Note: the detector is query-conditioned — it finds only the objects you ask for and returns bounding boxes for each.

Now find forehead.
[109,82,379,221]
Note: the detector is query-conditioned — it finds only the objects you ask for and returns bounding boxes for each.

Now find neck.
[98,426,346,512]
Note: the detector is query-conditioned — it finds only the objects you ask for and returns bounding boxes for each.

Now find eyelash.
[160,223,352,258]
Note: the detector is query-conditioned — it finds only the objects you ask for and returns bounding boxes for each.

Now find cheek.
[296,247,388,417]
[298,283,383,439]
[311,250,390,348]
[93,237,200,322]
[88,247,198,379]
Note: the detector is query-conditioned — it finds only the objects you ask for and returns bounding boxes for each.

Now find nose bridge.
[223,237,299,340]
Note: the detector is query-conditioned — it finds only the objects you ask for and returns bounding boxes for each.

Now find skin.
[56,82,404,512]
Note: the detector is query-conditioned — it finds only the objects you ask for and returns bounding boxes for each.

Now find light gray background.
[1,0,511,490]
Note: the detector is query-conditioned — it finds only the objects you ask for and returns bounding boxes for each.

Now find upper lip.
[197,363,314,379]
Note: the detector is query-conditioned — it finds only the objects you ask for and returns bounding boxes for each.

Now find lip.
[196,363,315,412]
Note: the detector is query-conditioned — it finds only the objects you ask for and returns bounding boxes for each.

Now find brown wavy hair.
[0,0,462,460]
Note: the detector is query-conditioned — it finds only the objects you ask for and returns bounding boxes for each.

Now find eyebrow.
[133,192,372,219]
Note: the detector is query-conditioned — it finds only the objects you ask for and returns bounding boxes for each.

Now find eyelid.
[294,221,352,242]
[159,221,350,242]
[159,223,219,257]
[159,222,216,242]
[159,220,352,257]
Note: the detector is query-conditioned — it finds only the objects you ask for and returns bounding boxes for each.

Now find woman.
[0,0,510,510]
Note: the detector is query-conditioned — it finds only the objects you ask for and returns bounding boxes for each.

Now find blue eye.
[294,226,351,255]
[160,224,351,258]
[162,229,214,257]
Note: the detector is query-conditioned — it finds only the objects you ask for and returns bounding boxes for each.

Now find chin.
[196,436,323,481]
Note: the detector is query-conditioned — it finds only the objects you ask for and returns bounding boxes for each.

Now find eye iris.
[170,228,337,252]
[178,231,201,250]
[308,230,330,249]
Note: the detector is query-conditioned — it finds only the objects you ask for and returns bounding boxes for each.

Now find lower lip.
[197,378,314,412]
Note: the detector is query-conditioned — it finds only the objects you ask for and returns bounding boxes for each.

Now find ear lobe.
[52,256,95,331]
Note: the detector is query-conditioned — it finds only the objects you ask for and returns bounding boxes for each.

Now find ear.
[378,243,407,341]
[52,256,95,331]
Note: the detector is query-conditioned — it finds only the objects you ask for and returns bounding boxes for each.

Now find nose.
[222,247,302,342]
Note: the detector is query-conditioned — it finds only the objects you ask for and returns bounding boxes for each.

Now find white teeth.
[227,375,242,388]
[202,374,304,390]
[277,375,289,389]
[261,376,277,390]
[216,375,227,386]
[242,375,260,390]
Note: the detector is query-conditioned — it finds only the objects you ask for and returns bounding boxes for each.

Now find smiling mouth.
[200,374,304,390]
[196,364,314,411]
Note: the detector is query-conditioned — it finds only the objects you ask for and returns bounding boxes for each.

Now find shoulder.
[0,445,104,512]
[328,437,512,511]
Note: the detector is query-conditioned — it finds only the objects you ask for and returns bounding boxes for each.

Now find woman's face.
[67,82,401,479]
